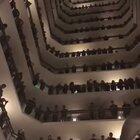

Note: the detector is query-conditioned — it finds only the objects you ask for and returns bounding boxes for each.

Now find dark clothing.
[16,132,25,140]
[52,109,59,122]
[106,138,116,140]
[56,84,62,94]
[111,82,116,91]
[63,84,68,94]
[0,112,7,128]
[16,133,25,140]
[135,138,140,140]
[122,104,131,118]
[40,81,46,90]
[69,82,75,93]
[83,65,88,72]
[117,80,124,90]
[43,109,51,122]
[89,104,95,119]
[72,66,76,73]
[24,100,36,114]
[12,9,20,18]
[35,107,43,120]
[124,79,129,90]
[110,104,118,119]
[87,81,93,92]
[93,81,100,91]
[128,78,135,89]
[48,86,54,95]
[61,109,68,121]
[135,77,140,88]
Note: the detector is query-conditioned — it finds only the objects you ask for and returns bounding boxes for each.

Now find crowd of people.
[24,99,140,122]
[1,1,140,140]
[35,0,128,74]
[10,0,35,79]
[47,46,116,58]
[35,0,139,63]
[56,0,130,34]
[58,0,127,17]
[8,7,137,76]
[38,132,117,140]
[0,18,27,106]
[45,35,139,58]
[0,84,25,140]
[34,77,140,95]
[49,2,135,45]
[60,60,134,74]
[63,0,121,10]
[57,5,130,24]
[0,18,30,140]
[38,132,135,140]
[68,0,120,5]
[40,132,140,140]
[55,15,132,34]
[43,59,136,74]
[0,4,140,140]
[49,20,137,45]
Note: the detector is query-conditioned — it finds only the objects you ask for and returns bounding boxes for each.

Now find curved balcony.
[0,19,128,140]
[58,0,127,17]
[51,4,132,30]
[52,0,131,24]
[35,0,139,51]
[62,0,122,10]
[69,0,121,5]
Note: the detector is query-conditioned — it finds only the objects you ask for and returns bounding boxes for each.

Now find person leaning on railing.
[16,129,25,140]
[24,97,36,115]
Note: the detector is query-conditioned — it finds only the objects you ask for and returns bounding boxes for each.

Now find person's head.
[1,84,6,89]
[48,135,52,140]
[69,138,73,140]
[39,137,43,140]
[18,129,24,135]
[109,132,113,138]
[18,129,21,134]
[111,100,114,104]
[101,135,105,140]
[112,80,115,83]
[90,102,94,105]
[57,136,61,140]
[133,98,140,106]
[92,133,96,138]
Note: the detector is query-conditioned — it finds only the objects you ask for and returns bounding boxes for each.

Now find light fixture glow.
[118,111,124,120]
[72,117,77,122]
[74,90,78,93]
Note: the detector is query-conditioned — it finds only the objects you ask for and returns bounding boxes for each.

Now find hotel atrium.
[0,0,140,139]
